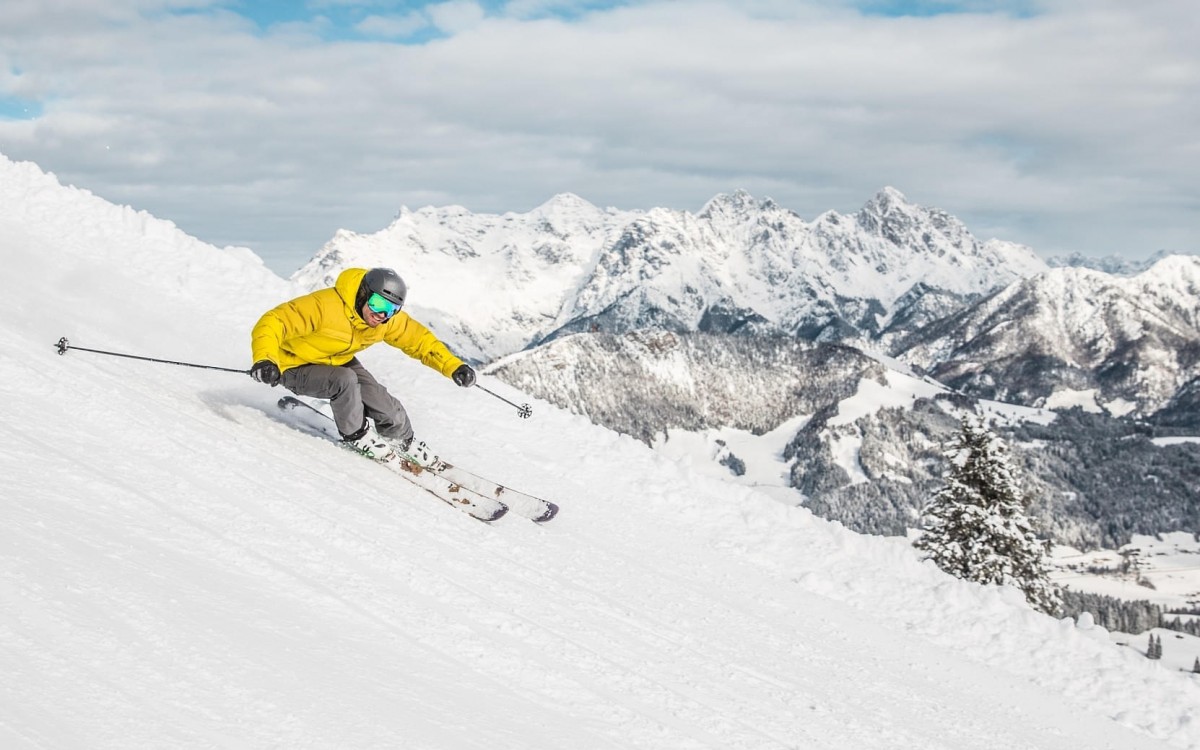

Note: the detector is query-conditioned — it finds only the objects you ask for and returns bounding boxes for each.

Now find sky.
[3,150,1200,750]
[1,0,1197,275]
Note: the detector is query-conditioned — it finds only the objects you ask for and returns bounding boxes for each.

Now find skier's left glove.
[250,359,281,387]
[452,364,476,388]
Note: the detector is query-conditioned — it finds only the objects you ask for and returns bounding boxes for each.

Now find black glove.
[451,363,476,388]
[250,360,281,387]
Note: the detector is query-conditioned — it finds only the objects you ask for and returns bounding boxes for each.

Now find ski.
[278,395,559,523]
[423,458,558,523]
[376,455,508,522]
[276,397,507,522]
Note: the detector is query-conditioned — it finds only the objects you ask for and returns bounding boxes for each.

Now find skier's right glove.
[250,360,281,387]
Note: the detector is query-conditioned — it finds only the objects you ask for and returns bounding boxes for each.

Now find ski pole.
[475,383,533,419]
[54,337,250,375]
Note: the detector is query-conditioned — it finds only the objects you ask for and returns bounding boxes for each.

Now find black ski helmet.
[356,267,407,315]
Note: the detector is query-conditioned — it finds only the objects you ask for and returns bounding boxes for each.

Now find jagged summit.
[859,185,911,214]
[855,186,976,254]
[698,189,773,218]
[527,192,603,216]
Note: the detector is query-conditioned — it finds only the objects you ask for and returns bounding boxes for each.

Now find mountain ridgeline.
[294,189,1200,548]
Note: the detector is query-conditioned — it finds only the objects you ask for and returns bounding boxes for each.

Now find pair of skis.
[277,396,558,524]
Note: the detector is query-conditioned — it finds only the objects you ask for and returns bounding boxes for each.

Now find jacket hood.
[334,268,369,323]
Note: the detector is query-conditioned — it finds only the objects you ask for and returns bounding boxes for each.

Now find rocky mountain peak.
[528,192,602,218]
[857,187,972,253]
[698,189,771,220]
[859,185,911,214]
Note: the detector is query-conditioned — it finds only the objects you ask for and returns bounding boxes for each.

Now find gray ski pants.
[280,358,414,443]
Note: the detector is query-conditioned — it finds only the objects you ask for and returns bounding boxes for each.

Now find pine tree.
[914,415,1061,615]
[1192,656,1199,674]
[1146,633,1163,660]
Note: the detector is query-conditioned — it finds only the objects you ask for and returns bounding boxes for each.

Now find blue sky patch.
[853,0,1037,17]
[207,1,629,42]
[211,1,434,41]
[0,94,42,120]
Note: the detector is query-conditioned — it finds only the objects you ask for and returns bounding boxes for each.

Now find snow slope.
[3,153,1200,749]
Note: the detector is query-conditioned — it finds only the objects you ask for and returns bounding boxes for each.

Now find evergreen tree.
[1192,657,1199,674]
[1147,633,1162,660]
[914,415,1061,615]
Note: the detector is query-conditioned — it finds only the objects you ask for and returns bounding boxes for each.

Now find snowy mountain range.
[294,183,1197,424]
[293,186,1047,356]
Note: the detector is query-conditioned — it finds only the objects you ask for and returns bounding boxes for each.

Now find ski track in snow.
[2,153,1199,749]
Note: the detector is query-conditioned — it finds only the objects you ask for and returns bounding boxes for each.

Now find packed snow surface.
[3,153,1199,749]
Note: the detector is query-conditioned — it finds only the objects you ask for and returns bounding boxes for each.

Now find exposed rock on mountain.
[489,330,881,443]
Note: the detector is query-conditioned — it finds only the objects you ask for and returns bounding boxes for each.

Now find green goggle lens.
[367,292,400,317]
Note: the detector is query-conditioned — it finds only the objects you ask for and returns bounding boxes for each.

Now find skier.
[249,267,476,461]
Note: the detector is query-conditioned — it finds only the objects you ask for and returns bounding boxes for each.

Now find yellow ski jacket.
[251,267,464,377]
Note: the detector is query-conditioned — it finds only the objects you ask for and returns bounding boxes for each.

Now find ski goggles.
[366,292,401,318]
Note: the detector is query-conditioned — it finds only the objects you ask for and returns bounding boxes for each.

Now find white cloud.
[0,0,1196,273]
[355,12,429,38]
[426,0,487,33]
